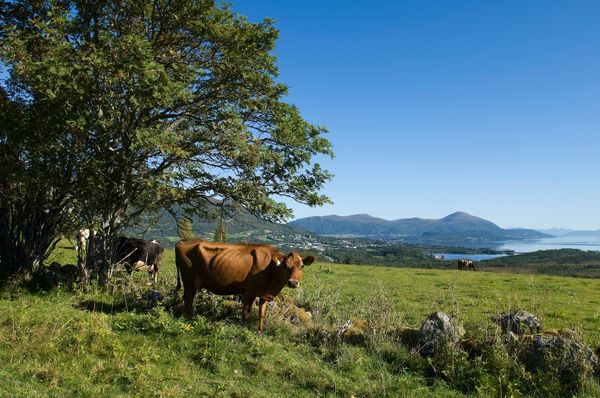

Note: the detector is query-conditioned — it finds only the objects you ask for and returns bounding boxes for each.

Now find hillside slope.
[1,255,599,398]
[132,204,309,246]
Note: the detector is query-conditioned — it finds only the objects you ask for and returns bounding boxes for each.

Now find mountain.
[535,228,600,237]
[289,211,549,243]
[289,213,395,236]
[133,204,310,247]
[134,206,551,248]
[563,229,600,237]
[535,228,575,237]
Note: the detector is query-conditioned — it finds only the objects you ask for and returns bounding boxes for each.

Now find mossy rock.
[338,317,368,344]
[417,311,465,356]
[274,293,295,306]
[493,310,542,336]
[291,307,312,325]
[519,330,598,391]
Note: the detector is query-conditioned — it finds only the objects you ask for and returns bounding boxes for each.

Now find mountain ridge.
[289,211,549,243]
[137,206,554,248]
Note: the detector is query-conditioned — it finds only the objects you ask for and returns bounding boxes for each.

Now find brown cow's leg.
[183,288,196,319]
[241,296,254,324]
[258,298,269,333]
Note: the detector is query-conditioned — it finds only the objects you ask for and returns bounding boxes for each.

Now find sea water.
[434,234,600,261]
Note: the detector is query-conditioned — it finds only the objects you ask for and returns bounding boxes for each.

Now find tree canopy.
[0,0,333,277]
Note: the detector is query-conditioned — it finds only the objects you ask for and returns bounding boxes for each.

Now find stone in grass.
[290,308,312,325]
[493,310,542,336]
[142,289,165,308]
[271,294,312,326]
[522,331,598,383]
[417,311,465,356]
[337,317,368,344]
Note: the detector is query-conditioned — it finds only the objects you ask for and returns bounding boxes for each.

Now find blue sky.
[235,1,600,229]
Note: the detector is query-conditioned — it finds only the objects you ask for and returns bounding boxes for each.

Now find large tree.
[0,0,333,280]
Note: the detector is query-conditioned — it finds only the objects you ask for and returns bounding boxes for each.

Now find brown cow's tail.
[175,246,182,291]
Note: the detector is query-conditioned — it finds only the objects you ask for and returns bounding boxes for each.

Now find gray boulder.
[523,332,598,381]
[417,311,465,356]
[493,310,541,335]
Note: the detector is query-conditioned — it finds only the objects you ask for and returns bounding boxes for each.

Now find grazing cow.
[112,237,164,283]
[457,259,475,271]
[175,239,315,332]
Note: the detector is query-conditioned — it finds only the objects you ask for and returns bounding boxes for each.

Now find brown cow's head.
[276,252,315,288]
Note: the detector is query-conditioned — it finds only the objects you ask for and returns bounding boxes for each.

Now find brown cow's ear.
[303,255,315,265]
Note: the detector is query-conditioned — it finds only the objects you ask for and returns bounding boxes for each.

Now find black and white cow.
[112,237,164,283]
[457,259,476,271]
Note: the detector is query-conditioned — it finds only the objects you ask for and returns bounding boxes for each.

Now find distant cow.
[457,259,476,271]
[112,237,164,283]
[175,239,315,332]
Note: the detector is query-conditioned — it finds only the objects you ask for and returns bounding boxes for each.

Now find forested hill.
[481,249,600,278]
[289,211,549,243]
[132,205,309,246]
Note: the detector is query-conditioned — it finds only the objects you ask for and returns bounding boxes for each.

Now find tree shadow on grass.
[76,299,132,314]
[75,284,185,316]
[74,289,250,330]
[75,294,184,316]
[1,263,80,294]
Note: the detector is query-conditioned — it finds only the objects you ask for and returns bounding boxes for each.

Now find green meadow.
[1,243,599,397]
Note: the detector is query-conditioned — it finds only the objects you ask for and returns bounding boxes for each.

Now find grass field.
[1,242,599,397]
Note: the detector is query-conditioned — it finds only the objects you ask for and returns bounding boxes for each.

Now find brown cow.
[457,259,476,271]
[175,239,315,332]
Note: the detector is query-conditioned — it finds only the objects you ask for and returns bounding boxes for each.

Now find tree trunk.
[0,182,70,281]
[83,209,126,285]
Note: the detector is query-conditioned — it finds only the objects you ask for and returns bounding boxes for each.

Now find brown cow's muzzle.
[288,280,300,288]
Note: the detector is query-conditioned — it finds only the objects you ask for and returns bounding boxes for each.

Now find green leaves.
[1,0,333,245]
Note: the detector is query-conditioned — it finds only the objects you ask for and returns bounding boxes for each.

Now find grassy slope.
[306,263,600,344]
[1,244,599,397]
